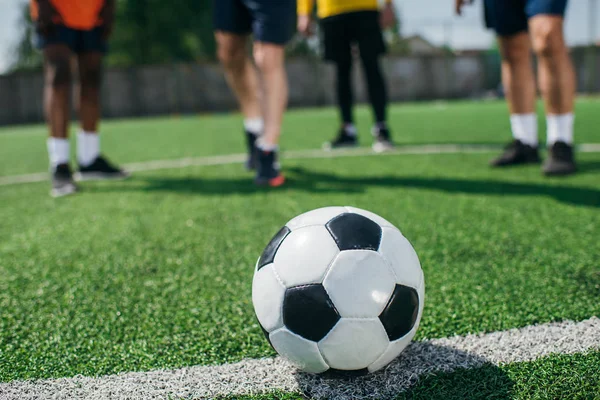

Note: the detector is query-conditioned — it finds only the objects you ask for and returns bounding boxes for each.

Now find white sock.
[244,118,264,136]
[257,138,278,152]
[343,124,357,137]
[77,131,100,167]
[510,114,538,147]
[547,113,574,146]
[47,137,70,168]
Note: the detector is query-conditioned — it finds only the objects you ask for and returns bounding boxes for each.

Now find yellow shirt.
[298,0,391,19]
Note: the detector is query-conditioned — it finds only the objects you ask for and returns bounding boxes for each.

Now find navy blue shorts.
[213,0,296,45]
[35,25,107,54]
[484,0,568,36]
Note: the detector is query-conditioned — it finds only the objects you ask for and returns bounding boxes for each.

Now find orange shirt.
[31,0,105,31]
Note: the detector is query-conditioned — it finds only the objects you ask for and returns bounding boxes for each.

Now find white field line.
[1,317,598,400]
[2,143,600,188]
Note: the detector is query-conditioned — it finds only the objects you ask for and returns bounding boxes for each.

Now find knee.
[531,20,564,58]
[217,42,246,70]
[500,40,530,65]
[253,45,284,75]
[46,57,71,87]
[80,65,102,90]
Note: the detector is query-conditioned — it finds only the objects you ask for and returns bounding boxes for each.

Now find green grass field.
[0,100,599,399]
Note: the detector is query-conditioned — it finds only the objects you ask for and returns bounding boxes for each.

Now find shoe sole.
[372,142,395,153]
[74,172,131,182]
[543,167,577,177]
[50,185,78,198]
[255,175,285,187]
[490,159,541,168]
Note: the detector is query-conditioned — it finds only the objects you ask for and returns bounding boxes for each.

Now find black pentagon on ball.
[283,284,341,342]
[325,213,382,251]
[257,226,291,270]
[379,284,420,341]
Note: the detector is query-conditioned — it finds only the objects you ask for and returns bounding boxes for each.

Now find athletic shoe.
[490,140,541,167]
[245,131,259,171]
[255,149,285,187]
[76,155,129,181]
[51,163,78,198]
[543,141,577,176]
[323,128,358,150]
[372,125,394,153]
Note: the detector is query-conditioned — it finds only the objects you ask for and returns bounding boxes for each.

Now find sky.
[0,0,599,73]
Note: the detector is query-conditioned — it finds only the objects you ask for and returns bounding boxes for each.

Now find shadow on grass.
[293,343,513,400]
[94,166,600,208]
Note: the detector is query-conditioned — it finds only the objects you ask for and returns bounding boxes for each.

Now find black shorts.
[320,11,386,63]
[35,25,107,54]
[484,0,568,36]
[213,0,296,45]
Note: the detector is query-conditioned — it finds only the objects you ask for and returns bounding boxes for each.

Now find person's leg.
[213,0,263,170]
[215,32,262,122]
[245,0,295,186]
[355,11,392,151]
[76,52,102,168]
[43,43,78,197]
[44,44,72,142]
[320,15,357,149]
[529,13,577,175]
[336,55,355,128]
[75,27,127,179]
[498,33,538,147]
[253,42,287,148]
[484,0,541,166]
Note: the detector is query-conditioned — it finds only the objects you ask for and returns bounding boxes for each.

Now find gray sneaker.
[51,164,78,198]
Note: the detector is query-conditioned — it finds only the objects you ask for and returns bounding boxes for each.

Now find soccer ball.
[252,206,425,376]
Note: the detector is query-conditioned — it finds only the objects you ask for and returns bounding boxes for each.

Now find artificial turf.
[1,98,600,177]
[0,102,599,396]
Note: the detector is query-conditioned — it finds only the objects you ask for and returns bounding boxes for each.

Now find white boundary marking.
[2,143,600,187]
[1,317,598,400]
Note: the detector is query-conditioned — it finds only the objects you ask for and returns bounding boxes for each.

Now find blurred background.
[0,0,599,125]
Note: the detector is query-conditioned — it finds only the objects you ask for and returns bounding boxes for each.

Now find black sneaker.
[323,128,358,150]
[245,131,259,171]
[76,155,129,181]
[543,141,577,176]
[490,140,541,167]
[255,149,285,187]
[51,163,78,198]
[372,125,394,153]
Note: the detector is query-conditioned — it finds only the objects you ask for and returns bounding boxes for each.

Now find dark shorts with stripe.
[35,25,107,53]
[484,0,569,37]
[320,11,386,63]
[213,0,296,45]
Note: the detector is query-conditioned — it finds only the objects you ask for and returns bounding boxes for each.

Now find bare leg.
[498,32,536,115]
[253,42,287,146]
[529,15,575,115]
[490,33,540,167]
[215,31,262,120]
[76,52,103,132]
[44,44,72,139]
[530,15,577,175]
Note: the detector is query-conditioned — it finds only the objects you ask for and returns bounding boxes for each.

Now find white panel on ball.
[252,264,286,332]
[270,328,330,374]
[344,206,395,229]
[273,225,339,287]
[286,206,348,231]
[367,333,414,373]
[318,319,389,370]
[379,227,423,288]
[323,250,396,318]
